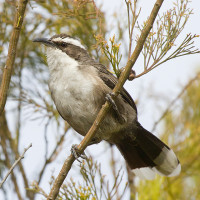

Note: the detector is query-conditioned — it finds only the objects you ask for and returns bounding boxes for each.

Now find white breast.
[46,47,99,131]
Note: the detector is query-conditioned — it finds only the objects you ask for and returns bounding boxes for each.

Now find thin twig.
[0,0,29,115]
[0,112,23,199]
[151,71,200,132]
[0,143,32,188]
[126,0,140,59]
[110,145,120,200]
[47,0,164,199]
[126,163,136,199]
[37,124,69,184]
[0,109,33,199]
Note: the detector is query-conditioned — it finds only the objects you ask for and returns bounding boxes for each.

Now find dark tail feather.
[116,123,181,180]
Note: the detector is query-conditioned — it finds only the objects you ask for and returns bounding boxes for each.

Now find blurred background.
[0,0,200,199]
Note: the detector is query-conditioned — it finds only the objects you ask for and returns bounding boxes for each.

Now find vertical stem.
[0,0,28,115]
[110,145,120,200]
[0,112,23,200]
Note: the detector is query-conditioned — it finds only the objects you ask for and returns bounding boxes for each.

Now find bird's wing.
[93,63,137,113]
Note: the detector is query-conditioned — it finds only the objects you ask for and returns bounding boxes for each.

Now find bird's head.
[33,34,88,62]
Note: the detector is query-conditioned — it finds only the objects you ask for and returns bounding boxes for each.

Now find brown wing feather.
[93,63,137,113]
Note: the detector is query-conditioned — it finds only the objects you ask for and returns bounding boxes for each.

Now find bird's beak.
[33,38,56,47]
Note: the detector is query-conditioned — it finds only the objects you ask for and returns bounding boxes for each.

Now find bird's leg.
[106,92,126,124]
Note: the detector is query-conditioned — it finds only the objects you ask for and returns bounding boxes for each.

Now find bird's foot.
[105,92,126,124]
[71,144,87,163]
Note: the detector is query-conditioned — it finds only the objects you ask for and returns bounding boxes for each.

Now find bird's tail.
[116,123,181,180]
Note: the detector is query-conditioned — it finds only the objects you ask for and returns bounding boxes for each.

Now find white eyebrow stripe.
[52,37,86,50]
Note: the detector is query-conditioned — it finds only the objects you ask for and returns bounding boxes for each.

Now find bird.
[33,33,181,180]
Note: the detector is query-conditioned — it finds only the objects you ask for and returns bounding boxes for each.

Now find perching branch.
[0,143,32,188]
[0,0,29,115]
[47,0,164,199]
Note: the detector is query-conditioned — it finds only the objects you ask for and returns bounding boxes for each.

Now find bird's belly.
[58,95,98,134]
[49,69,134,141]
[49,75,104,135]
[51,83,126,140]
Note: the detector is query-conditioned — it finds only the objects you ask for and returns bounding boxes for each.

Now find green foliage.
[58,158,127,200]
[137,76,200,200]
[137,0,200,77]
[30,157,127,200]
[95,34,122,78]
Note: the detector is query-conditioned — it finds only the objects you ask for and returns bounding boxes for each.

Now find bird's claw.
[106,92,118,111]
[105,93,126,124]
[71,144,87,163]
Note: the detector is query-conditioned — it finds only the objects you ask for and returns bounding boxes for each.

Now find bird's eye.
[60,42,67,47]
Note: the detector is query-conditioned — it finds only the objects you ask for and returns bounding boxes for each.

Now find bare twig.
[136,0,200,79]
[30,181,49,198]
[136,34,200,79]
[37,123,70,184]
[126,163,136,200]
[110,145,120,200]
[0,113,23,199]
[47,0,164,199]
[0,0,29,115]
[0,110,33,199]
[126,0,140,59]
[0,143,32,188]
[151,71,200,132]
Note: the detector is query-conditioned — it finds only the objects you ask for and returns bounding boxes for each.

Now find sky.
[2,0,200,199]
